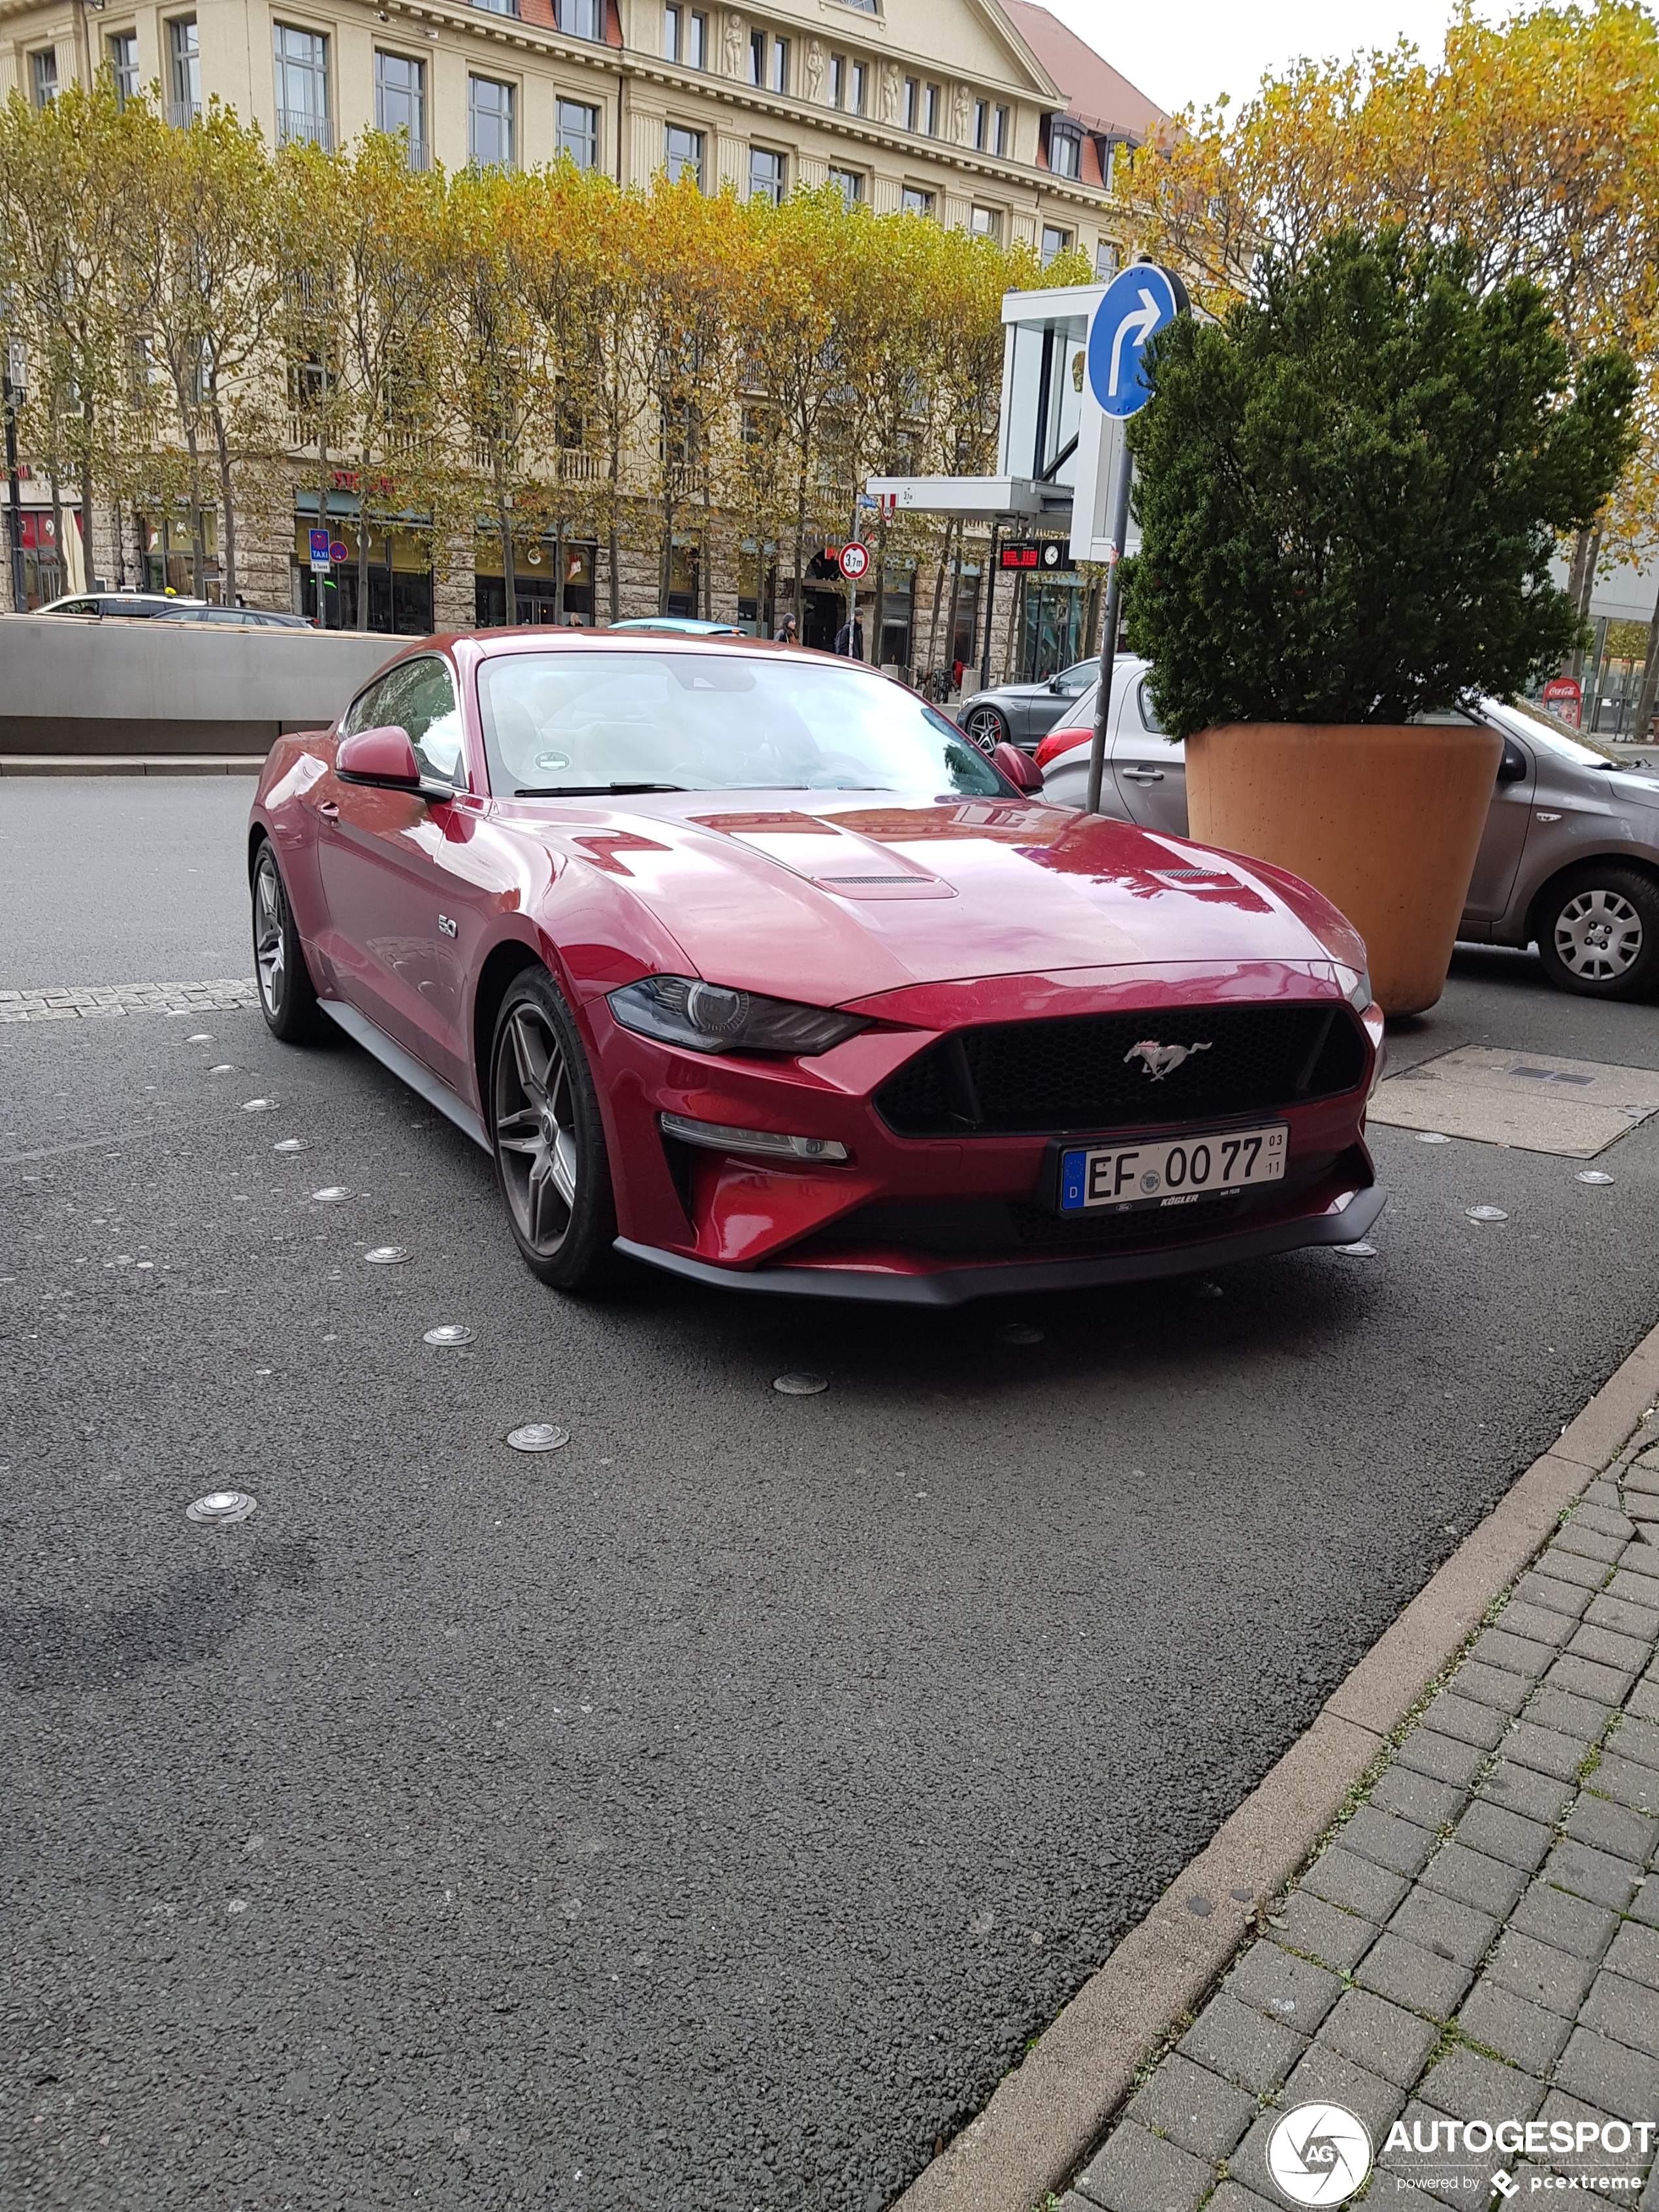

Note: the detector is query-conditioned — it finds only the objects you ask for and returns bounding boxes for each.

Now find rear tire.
[251,839,324,1042]
[1534,863,1659,999]
[489,967,623,1292]
[962,704,1008,754]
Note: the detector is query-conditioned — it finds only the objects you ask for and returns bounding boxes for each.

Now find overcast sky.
[1042,0,1483,118]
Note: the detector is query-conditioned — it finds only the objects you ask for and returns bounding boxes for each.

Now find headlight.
[608,975,867,1057]
[1334,963,1374,1013]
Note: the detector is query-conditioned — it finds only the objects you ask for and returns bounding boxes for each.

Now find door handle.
[1123,767,1165,783]
[319,800,340,819]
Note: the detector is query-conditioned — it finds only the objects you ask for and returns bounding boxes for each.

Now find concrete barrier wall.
[0,617,415,755]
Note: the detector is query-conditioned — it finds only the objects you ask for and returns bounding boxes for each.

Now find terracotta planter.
[1185,720,1502,1017]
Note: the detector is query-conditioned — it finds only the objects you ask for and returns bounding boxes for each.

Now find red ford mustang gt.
[248,632,1385,1303]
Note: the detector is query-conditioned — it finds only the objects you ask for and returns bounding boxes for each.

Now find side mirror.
[1496,740,1528,786]
[992,740,1044,795]
[337,724,421,789]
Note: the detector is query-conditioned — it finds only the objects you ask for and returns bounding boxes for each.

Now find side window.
[1137,679,1166,735]
[374,656,466,787]
[340,677,386,737]
[1060,663,1093,696]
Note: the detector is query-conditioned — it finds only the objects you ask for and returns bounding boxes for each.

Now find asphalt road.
[5,779,1659,2212]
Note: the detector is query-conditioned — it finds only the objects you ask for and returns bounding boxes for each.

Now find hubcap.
[494,1005,578,1255]
[1555,889,1643,980]
[254,853,285,1012]
[963,709,1002,754]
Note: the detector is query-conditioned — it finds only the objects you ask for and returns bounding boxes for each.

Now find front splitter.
[615,1181,1387,1306]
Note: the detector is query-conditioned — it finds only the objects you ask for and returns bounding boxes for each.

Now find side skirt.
[319,997,491,1153]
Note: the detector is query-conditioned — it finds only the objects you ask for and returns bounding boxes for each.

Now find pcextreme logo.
[1262,2108,1659,2205]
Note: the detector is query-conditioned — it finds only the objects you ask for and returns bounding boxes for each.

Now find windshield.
[1492,697,1624,767]
[477,649,1007,798]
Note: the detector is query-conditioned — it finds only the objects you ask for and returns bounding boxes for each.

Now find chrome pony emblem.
[1124,1038,1212,1081]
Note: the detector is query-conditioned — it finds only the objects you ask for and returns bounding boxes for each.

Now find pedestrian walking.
[833,611,865,660]
[773,613,797,645]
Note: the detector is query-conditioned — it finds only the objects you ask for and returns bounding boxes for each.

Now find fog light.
[660,1112,849,1163]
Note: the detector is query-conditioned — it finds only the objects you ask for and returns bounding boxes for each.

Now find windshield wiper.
[513,781,689,797]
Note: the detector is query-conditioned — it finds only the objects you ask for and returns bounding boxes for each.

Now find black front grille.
[875,1002,1366,1138]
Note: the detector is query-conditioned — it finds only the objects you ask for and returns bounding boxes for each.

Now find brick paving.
[0,980,258,1021]
[1062,1426,1659,2212]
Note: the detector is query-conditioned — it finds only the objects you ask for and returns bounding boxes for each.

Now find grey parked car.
[957,658,1098,752]
[1038,667,1659,1001]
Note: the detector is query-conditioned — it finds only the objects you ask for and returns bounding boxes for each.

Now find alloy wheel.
[494,1004,579,1255]
[254,849,286,1015]
[1554,888,1643,981]
[962,706,1006,755]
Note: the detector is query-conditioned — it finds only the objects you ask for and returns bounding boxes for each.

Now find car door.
[1462,727,1536,923]
[316,654,476,1089]
[1027,662,1097,743]
[1111,675,1189,835]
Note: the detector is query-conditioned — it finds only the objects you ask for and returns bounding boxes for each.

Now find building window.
[749,27,764,84]
[771,36,788,92]
[850,61,867,114]
[274,25,330,149]
[973,97,988,150]
[108,33,140,105]
[902,77,918,129]
[1048,120,1082,179]
[969,204,1001,242]
[831,0,877,12]
[1040,223,1071,266]
[922,83,939,135]
[557,98,599,167]
[993,103,1009,155]
[1095,238,1119,280]
[474,0,520,15]
[749,146,784,203]
[375,52,428,166]
[559,0,602,35]
[828,54,845,106]
[664,122,703,186]
[30,47,58,106]
[167,19,200,125]
[901,185,933,216]
[468,74,515,166]
[664,6,706,65]
[827,165,862,206]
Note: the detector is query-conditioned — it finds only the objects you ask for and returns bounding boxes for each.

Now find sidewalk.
[1061,1424,1659,2212]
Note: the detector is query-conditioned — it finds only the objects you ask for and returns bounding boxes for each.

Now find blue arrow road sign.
[1086,264,1189,418]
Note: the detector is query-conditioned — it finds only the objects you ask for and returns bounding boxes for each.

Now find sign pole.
[1085,442,1133,814]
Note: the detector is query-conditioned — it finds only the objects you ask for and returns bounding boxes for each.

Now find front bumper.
[615,1178,1385,1305]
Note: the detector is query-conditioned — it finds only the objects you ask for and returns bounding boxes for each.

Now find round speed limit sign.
[837,541,870,581]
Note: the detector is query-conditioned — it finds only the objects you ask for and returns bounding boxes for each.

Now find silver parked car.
[957,658,1099,752]
[1037,664,1659,1000]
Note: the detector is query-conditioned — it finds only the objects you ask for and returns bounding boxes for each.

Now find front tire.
[251,839,324,1042]
[1535,864,1659,999]
[490,967,622,1291]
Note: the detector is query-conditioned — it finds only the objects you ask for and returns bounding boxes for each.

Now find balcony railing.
[277,109,334,151]
[556,448,600,483]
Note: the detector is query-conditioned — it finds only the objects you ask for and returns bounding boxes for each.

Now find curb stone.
[894,1318,1659,2212]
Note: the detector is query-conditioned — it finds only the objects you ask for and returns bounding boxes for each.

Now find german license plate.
[1058,1123,1287,1213]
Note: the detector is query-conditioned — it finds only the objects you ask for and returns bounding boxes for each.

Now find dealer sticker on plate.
[1059,1123,1287,1213]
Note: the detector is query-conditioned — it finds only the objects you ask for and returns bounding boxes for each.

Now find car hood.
[516,790,1349,1004]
